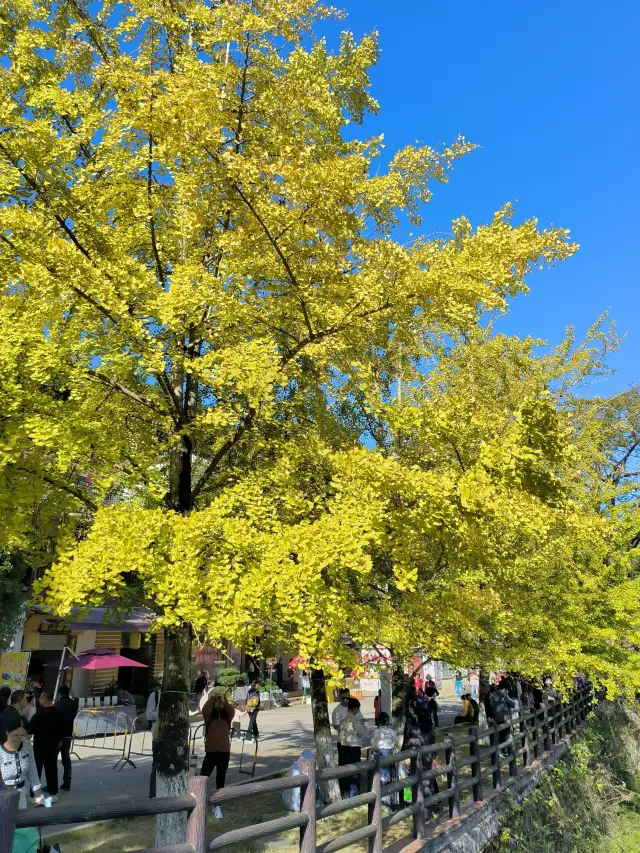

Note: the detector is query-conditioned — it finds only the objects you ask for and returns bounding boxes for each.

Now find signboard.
[38,619,68,635]
[192,645,216,666]
[0,651,31,690]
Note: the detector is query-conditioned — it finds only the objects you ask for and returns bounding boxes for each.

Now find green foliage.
[488,702,640,853]
[215,667,247,697]
[0,551,24,649]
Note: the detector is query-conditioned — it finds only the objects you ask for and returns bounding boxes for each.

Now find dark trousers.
[200,751,231,789]
[35,746,59,796]
[60,737,72,789]
[338,745,361,797]
[149,740,160,798]
[246,710,259,740]
[428,699,439,727]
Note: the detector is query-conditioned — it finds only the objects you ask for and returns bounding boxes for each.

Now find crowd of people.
[1,668,582,826]
[0,684,79,811]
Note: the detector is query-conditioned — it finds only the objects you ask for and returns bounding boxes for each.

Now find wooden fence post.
[368,751,383,853]
[186,775,207,853]
[411,748,426,840]
[299,757,317,853]
[507,719,518,778]
[519,713,530,769]
[469,727,483,803]
[543,704,551,752]
[530,710,537,760]
[490,720,502,789]
[0,790,19,853]
[444,734,460,818]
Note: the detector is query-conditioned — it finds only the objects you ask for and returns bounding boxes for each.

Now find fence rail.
[0,688,593,853]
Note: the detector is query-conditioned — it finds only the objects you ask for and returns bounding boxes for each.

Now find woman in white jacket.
[338,698,366,798]
[0,722,44,810]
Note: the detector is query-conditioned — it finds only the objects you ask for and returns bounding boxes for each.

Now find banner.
[0,650,31,690]
[192,645,216,666]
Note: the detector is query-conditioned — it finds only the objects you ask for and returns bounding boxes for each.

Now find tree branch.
[190,407,256,504]
[86,369,169,416]
[147,134,167,288]
[8,464,98,511]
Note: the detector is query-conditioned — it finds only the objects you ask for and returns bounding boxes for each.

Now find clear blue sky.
[321,1,639,396]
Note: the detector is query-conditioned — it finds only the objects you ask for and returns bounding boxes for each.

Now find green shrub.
[488,701,640,853]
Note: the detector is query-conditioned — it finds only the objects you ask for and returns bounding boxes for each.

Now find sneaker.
[48,795,59,803]
[212,805,223,820]
[60,785,71,792]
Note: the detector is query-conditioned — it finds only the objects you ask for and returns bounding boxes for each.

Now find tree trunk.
[391,663,407,746]
[310,669,340,804]
[479,667,490,703]
[155,624,193,847]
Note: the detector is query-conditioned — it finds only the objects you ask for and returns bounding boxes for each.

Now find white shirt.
[331,703,364,731]
[146,689,160,723]
[339,712,367,747]
[371,726,397,751]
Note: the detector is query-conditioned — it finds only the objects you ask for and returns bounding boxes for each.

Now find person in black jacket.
[0,690,28,744]
[0,684,11,712]
[29,692,63,800]
[55,685,78,791]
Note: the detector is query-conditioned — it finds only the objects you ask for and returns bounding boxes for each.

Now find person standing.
[201,692,234,819]
[146,678,162,730]
[454,672,464,699]
[424,679,440,728]
[371,711,397,803]
[489,683,515,754]
[55,685,78,792]
[0,685,11,712]
[0,722,44,809]
[332,688,364,762]
[0,690,28,745]
[194,671,207,698]
[338,698,366,798]
[29,692,62,802]
[245,680,261,743]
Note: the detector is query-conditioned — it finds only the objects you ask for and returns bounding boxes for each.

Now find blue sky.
[321,0,639,396]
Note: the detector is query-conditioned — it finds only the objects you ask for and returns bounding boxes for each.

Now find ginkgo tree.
[343,320,640,695]
[0,0,582,838]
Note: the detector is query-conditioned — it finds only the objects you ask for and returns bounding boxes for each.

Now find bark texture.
[310,669,341,804]
[155,624,192,847]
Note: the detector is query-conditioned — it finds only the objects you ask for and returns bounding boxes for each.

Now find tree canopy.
[1,1,638,830]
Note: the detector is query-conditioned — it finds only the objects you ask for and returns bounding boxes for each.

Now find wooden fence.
[0,688,592,853]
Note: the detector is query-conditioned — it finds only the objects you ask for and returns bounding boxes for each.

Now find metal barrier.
[70,708,135,770]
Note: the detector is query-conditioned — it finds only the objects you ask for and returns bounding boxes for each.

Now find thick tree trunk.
[391,663,407,746]
[310,669,340,804]
[155,624,193,847]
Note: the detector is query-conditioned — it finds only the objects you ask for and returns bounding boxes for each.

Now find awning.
[66,606,156,633]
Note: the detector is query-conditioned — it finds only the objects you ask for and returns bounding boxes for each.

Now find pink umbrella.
[46,648,148,670]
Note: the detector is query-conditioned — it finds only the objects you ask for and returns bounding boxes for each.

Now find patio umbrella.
[46,648,148,670]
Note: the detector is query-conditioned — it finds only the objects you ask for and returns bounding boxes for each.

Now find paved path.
[38,696,460,837]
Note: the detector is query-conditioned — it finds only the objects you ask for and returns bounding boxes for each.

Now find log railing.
[0,688,593,853]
